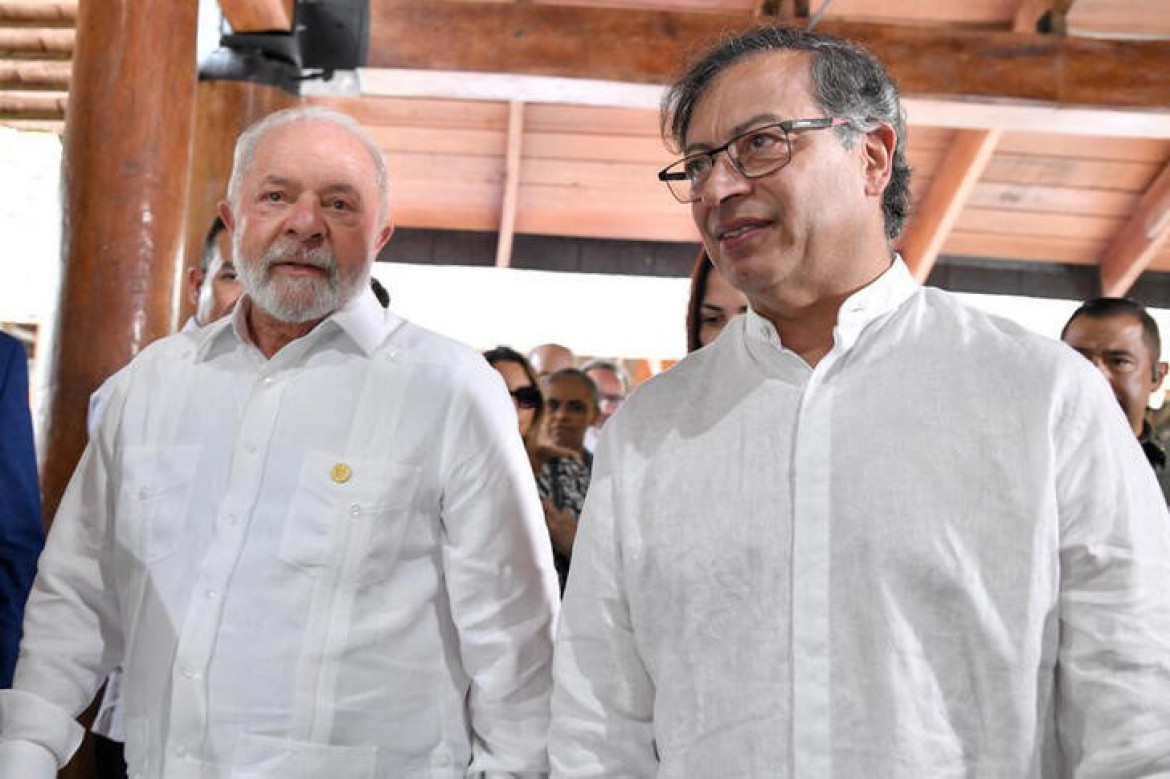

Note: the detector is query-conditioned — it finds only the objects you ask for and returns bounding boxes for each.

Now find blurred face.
[585,367,625,428]
[686,51,893,312]
[194,230,242,325]
[492,359,540,438]
[699,267,749,347]
[529,344,575,379]
[543,375,597,453]
[225,119,392,324]
[1062,313,1165,436]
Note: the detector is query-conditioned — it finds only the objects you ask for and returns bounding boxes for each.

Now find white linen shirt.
[0,290,560,778]
[549,259,1170,777]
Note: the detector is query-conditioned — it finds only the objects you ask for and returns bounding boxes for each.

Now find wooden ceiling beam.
[368,2,1170,112]
[1099,159,1170,296]
[899,128,1002,282]
[217,0,294,33]
[0,2,77,25]
[495,100,523,269]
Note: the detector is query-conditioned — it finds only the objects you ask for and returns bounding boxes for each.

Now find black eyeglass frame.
[657,117,851,203]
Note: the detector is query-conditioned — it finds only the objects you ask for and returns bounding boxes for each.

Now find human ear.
[862,123,897,197]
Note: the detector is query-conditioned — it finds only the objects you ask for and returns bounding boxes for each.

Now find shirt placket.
[789,367,833,777]
[163,367,285,774]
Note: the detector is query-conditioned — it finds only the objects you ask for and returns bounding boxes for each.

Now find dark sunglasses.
[510,386,543,410]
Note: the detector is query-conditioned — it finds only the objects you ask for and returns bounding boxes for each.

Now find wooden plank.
[368,2,1170,111]
[995,132,1170,163]
[968,182,1140,217]
[0,60,70,90]
[899,128,1001,282]
[311,94,511,130]
[217,0,294,32]
[496,100,524,267]
[0,2,77,24]
[0,27,73,56]
[1067,0,1170,39]
[825,0,1020,26]
[983,155,1159,191]
[1100,159,1170,296]
[0,89,65,117]
[956,207,1122,241]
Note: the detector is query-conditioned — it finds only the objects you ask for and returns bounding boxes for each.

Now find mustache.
[259,242,337,274]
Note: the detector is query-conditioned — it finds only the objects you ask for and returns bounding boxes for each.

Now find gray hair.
[580,358,630,394]
[226,106,391,226]
[661,26,912,241]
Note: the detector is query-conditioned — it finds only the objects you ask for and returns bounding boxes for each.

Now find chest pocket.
[278,452,423,586]
[116,445,201,562]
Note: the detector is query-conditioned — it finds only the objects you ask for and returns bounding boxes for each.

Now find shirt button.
[180,666,195,678]
[262,376,274,386]
[204,589,218,600]
[138,488,150,500]
[173,745,188,758]
[245,443,258,454]
[225,514,239,526]
[349,504,361,519]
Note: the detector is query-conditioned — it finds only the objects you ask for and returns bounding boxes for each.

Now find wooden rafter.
[217,0,294,33]
[1099,159,1170,296]
[495,100,524,268]
[368,3,1170,112]
[898,129,1002,282]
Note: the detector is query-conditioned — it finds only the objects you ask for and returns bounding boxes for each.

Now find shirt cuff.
[0,739,60,779]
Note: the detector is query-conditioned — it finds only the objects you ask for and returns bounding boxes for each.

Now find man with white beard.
[0,107,560,778]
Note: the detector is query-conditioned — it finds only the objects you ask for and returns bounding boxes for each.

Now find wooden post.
[40,0,198,535]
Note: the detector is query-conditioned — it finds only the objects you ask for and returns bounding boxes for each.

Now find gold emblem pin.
[330,463,353,484]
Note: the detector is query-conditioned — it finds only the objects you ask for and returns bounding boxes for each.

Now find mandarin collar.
[744,255,918,355]
[196,287,397,362]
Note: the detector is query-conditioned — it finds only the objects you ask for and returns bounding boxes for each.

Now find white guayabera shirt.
[0,290,560,779]
[550,260,1170,777]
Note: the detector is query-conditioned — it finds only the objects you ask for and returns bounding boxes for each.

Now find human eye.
[683,154,712,182]
[1108,355,1137,371]
[700,313,726,326]
[738,127,785,156]
[261,189,285,203]
[327,197,353,212]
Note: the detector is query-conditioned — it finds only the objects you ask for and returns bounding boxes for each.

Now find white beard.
[235,233,364,324]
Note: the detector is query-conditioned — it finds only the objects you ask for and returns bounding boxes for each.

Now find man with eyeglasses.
[549,26,1170,777]
[1062,297,1170,503]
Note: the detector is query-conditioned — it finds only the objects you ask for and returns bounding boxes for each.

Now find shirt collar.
[196,287,395,362]
[744,255,918,355]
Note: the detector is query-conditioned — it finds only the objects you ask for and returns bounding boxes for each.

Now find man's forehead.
[686,50,815,145]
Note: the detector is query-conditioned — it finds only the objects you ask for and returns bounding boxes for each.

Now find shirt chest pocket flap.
[279,452,423,585]
[116,445,201,562]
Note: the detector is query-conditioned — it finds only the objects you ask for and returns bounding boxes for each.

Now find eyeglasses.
[657,117,851,203]
[510,385,543,410]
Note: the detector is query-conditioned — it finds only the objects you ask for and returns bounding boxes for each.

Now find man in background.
[0,330,42,690]
[580,359,629,452]
[1062,296,1170,501]
[528,343,575,379]
[187,216,242,329]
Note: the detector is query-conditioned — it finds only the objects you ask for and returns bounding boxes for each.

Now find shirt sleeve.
[548,429,658,777]
[0,419,124,771]
[438,362,560,775]
[1054,370,1170,773]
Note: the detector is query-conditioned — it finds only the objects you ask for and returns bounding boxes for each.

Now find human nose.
[696,152,750,206]
[284,194,325,238]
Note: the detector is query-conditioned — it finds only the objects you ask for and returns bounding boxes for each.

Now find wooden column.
[41,0,198,529]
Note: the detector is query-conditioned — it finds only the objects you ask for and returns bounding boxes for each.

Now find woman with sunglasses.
[484,347,590,594]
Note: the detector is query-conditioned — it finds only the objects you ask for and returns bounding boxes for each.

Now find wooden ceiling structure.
[3,0,1170,298]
